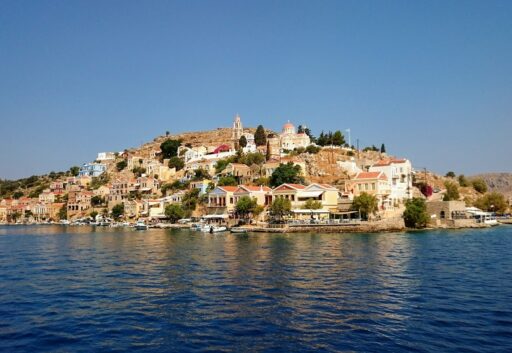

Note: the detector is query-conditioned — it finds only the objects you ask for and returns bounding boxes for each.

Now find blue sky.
[1,0,511,179]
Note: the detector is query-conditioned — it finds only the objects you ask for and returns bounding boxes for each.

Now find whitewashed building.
[369,159,413,205]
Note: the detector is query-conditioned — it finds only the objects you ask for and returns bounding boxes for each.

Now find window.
[372,183,376,190]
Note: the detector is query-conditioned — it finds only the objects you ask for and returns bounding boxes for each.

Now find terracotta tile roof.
[373,158,407,167]
[354,172,388,181]
[236,185,272,193]
[219,186,238,192]
[287,183,306,189]
[273,183,306,191]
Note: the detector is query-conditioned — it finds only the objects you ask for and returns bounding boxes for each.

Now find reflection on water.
[0,225,511,352]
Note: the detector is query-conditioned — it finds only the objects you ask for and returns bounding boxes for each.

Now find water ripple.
[0,225,511,352]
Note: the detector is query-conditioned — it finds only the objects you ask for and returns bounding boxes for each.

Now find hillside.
[471,173,512,199]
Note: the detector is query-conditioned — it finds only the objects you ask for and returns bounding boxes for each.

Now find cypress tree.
[254,125,267,146]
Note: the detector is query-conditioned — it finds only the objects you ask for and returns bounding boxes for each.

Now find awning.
[203,214,229,219]
[292,209,330,214]
[330,211,358,215]
[298,191,324,198]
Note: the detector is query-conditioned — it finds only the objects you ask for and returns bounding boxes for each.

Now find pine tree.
[332,130,345,146]
[380,143,386,153]
[317,131,326,146]
[265,141,271,161]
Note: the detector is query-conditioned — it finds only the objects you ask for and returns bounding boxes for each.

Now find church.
[279,121,311,150]
[232,115,310,153]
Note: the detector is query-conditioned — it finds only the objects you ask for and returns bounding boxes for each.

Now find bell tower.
[232,114,243,148]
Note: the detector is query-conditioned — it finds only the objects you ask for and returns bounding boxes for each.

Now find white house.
[369,159,413,205]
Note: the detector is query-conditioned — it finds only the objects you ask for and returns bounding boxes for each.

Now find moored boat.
[201,225,227,233]
[134,220,148,230]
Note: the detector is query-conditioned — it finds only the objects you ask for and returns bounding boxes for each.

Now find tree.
[239,135,247,148]
[168,156,185,171]
[380,143,386,153]
[12,191,23,199]
[90,173,110,189]
[305,145,321,154]
[218,176,238,186]
[166,130,170,136]
[160,139,182,159]
[182,189,200,215]
[303,199,322,210]
[269,197,292,221]
[24,210,33,220]
[111,204,124,220]
[317,131,326,146]
[215,156,237,173]
[332,130,345,146]
[165,204,185,223]
[58,206,67,220]
[90,211,98,221]
[116,160,127,171]
[474,192,508,213]
[445,171,456,178]
[458,174,470,187]
[69,166,80,176]
[472,178,488,194]
[132,167,146,177]
[403,198,429,228]
[351,192,378,220]
[10,211,21,223]
[254,177,270,186]
[235,196,258,219]
[254,125,267,146]
[270,162,305,187]
[239,152,265,166]
[443,181,460,201]
[193,168,210,180]
[91,195,104,207]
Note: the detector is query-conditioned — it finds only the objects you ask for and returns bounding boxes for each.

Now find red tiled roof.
[287,183,306,189]
[236,185,271,193]
[373,159,407,167]
[354,172,387,181]
[219,186,238,192]
[213,145,231,153]
[273,183,306,192]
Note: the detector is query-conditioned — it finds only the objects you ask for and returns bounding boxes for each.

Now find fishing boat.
[134,220,148,230]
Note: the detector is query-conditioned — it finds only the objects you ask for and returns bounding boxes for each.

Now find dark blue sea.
[0,225,511,352]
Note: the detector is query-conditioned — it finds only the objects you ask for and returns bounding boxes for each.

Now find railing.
[268,219,363,227]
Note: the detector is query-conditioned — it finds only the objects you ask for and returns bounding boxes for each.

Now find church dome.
[282,121,295,134]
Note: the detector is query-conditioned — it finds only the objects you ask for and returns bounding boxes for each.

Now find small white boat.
[230,227,248,234]
[201,225,227,233]
[134,221,148,230]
